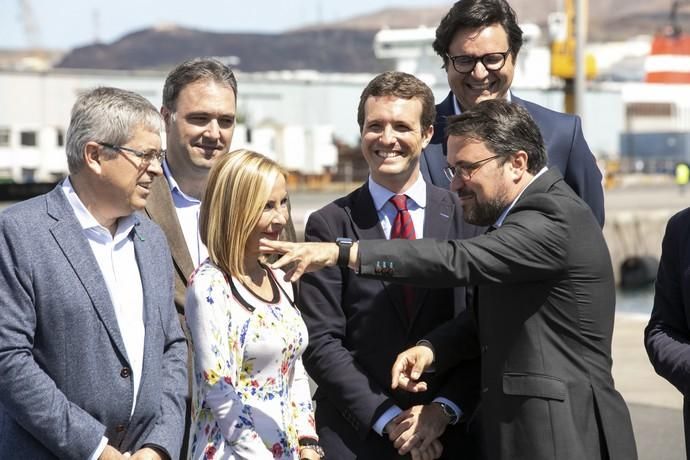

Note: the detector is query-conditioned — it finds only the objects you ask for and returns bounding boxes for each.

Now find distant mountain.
[56,25,387,73]
[55,3,690,71]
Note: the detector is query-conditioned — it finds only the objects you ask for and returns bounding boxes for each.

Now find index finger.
[391,354,408,389]
[259,238,294,254]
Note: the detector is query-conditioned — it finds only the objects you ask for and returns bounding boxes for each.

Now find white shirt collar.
[163,158,200,205]
[494,166,548,227]
[367,173,427,212]
[61,177,137,243]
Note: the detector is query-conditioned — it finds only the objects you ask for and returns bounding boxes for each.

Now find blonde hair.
[199,149,287,278]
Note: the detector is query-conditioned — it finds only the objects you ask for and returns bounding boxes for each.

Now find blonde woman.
[185,150,322,460]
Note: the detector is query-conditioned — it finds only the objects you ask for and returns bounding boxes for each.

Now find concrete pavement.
[613,314,685,460]
[288,183,689,459]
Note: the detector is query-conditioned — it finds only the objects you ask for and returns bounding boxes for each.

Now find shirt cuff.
[372,405,403,436]
[432,397,462,425]
[88,436,109,460]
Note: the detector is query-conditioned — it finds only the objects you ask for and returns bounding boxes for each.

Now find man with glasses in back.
[0,87,187,460]
[420,0,605,227]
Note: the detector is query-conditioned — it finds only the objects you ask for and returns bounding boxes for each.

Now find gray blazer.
[0,185,187,459]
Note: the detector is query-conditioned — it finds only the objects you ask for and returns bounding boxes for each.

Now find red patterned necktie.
[389,195,416,320]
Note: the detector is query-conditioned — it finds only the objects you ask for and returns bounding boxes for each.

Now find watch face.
[439,402,457,422]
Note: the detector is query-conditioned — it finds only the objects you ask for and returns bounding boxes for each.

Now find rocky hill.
[56,2,690,72]
[56,25,387,73]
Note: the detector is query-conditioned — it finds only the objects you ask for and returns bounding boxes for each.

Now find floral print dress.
[185,260,317,459]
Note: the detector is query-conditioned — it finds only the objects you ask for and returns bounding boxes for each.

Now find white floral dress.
[185,260,317,459]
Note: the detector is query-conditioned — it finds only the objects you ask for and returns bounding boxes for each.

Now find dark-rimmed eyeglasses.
[447,49,511,74]
[443,155,502,182]
[98,142,165,164]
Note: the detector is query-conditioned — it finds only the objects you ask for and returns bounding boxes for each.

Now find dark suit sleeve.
[645,210,690,396]
[563,116,605,227]
[424,310,482,377]
[431,312,481,416]
[358,196,568,289]
[0,214,106,459]
[299,211,395,438]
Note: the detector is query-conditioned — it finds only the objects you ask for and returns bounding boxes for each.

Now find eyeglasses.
[98,142,165,164]
[447,49,511,74]
[443,155,502,182]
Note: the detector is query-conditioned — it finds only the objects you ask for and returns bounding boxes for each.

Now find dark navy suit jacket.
[298,182,482,459]
[645,208,690,459]
[420,91,605,226]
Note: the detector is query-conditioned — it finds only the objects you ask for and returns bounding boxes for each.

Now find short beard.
[464,196,508,226]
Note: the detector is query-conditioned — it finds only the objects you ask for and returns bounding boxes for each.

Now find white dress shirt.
[162,159,208,267]
[367,174,462,435]
[494,167,548,228]
[62,178,145,459]
[368,174,426,239]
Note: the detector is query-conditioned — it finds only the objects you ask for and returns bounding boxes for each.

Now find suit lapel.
[423,185,454,240]
[46,187,129,361]
[345,183,385,241]
[133,224,157,389]
[401,185,456,324]
[430,91,455,145]
[144,176,195,283]
[347,184,410,327]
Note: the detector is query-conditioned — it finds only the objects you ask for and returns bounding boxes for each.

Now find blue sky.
[2,0,447,50]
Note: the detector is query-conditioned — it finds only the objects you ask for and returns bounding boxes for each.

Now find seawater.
[616,285,654,316]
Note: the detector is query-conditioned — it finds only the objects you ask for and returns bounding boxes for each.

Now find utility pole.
[19,0,41,49]
[549,0,595,115]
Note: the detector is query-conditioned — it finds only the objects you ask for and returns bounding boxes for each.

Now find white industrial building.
[0,68,349,182]
[0,27,680,183]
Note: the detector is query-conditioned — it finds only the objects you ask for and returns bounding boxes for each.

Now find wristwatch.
[299,439,325,459]
[335,237,354,268]
[434,401,459,425]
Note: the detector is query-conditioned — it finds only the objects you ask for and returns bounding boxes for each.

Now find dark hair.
[446,99,546,173]
[433,0,523,68]
[162,57,237,111]
[357,71,436,131]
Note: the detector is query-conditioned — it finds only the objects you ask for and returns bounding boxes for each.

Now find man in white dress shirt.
[145,58,298,458]
[146,57,240,312]
[0,87,187,460]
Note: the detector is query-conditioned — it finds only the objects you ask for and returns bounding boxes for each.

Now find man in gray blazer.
[261,100,637,459]
[0,87,187,460]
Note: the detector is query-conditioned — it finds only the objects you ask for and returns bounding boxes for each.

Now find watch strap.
[336,238,353,267]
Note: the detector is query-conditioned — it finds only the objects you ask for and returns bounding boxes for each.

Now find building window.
[0,128,9,147]
[20,131,38,147]
[56,128,65,147]
[21,168,36,182]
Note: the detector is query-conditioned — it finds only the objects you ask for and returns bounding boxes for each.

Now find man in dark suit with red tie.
[262,99,637,460]
[297,71,481,459]
[419,0,605,226]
